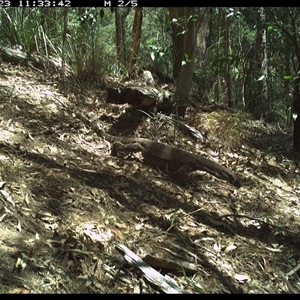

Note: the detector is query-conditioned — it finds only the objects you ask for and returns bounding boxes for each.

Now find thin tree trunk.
[115,7,126,67]
[223,7,233,108]
[259,7,269,111]
[61,8,68,84]
[174,7,198,118]
[215,8,221,105]
[168,7,208,118]
[168,7,185,82]
[129,7,143,78]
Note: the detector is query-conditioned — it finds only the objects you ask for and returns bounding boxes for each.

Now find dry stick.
[220,214,295,233]
[115,243,189,294]
[286,263,300,278]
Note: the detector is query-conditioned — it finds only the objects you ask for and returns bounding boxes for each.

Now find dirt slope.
[0,62,300,294]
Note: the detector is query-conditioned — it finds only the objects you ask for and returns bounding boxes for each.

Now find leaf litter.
[0,62,299,293]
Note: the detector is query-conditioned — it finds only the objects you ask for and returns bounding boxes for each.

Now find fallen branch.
[114,243,189,294]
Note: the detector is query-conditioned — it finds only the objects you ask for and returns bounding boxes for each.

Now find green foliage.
[148,44,166,62]
[0,8,41,53]
[139,8,172,77]
[64,8,105,80]
[0,6,298,125]
[0,7,119,80]
[62,8,119,80]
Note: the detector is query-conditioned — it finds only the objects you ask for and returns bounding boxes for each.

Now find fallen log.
[0,46,70,74]
[106,86,174,113]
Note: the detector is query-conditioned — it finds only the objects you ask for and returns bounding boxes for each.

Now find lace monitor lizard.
[94,124,241,188]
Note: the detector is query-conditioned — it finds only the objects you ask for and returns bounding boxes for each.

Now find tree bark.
[253,7,269,117]
[168,8,208,118]
[167,7,185,81]
[293,76,300,152]
[115,7,126,67]
[265,7,300,150]
[61,8,68,83]
[129,7,143,78]
[223,7,233,108]
[175,8,197,118]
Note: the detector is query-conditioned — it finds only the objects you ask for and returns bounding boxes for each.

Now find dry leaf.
[111,228,124,240]
[272,178,282,188]
[135,223,144,230]
[225,244,237,253]
[84,227,113,242]
[34,146,44,154]
[133,284,140,293]
[213,243,221,252]
[14,257,27,272]
[84,223,95,230]
[115,222,127,229]
[8,287,31,294]
[0,189,15,206]
[24,193,30,205]
[234,273,250,282]
[48,145,58,154]
[16,220,22,232]
[0,213,7,222]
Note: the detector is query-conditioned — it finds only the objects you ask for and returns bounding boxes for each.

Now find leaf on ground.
[8,287,31,294]
[0,189,15,206]
[48,145,58,154]
[34,146,44,154]
[224,244,237,253]
[234,273,250,282]
[135,223,144,230]
[83,224,113,243]
[14,257,27,272]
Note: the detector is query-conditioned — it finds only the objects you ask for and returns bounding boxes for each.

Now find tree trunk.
[223,8,233,108]
[256,7,269,115]
[129,7,143,78]
[177,7,197,118]
[195,7,211,104]
[115,7,126,67]
[243,7,269,118]
[61,8,69,83]
[265,8,300,150]
[293,76,300,152]
[175,11,196,117]
[215,8,221,104]
[168,8,208,118]
[167,7,185,81]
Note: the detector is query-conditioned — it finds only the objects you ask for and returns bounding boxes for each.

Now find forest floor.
[0,61,300,294]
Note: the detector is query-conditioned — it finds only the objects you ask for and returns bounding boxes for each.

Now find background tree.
[1,7,300,150]
[129,7,143,78]
[168,7,208,118]
[257,7,269,114]
[265,7,300,150]
[168,7,185,81]
[223,7,233,108]
[115,7,130,69]
[244,7,269,118]
[61,7,68,83]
